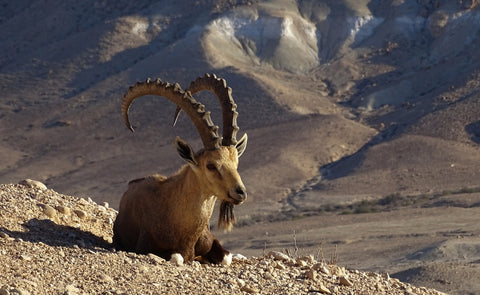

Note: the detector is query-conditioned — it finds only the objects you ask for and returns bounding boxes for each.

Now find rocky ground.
[0,181,445,294]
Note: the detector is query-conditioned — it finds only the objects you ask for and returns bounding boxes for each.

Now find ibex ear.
[235,133,248,158]
[175,136,198,166]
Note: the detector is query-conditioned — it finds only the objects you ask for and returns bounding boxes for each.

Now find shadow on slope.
[392,262,480,295]
[1,218,111,250]
[320,122,405,181]
[404,239,480,264]
[466,120,480,144]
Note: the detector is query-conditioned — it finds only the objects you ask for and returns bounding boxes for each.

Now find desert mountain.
[2,0,479,212]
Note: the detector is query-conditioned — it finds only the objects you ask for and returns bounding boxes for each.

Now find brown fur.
[113,141,247,263]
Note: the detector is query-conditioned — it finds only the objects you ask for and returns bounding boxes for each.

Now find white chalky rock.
[232,253,247,260]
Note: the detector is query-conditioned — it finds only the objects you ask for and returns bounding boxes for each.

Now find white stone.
[339,276,353,287]
[232,253,247,260]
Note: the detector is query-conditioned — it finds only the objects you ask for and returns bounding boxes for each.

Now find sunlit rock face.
[204,6,320,73]
[203,1,387,74]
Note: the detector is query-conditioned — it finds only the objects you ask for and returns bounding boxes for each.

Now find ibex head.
[121,74,247,231]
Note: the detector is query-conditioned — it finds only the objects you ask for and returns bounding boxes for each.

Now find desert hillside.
[1,0,480,294]
[1,0,479,212]
[0,182,446,294]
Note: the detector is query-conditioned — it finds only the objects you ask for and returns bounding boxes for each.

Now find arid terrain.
[1,0,480,294]
[0,182,447,294]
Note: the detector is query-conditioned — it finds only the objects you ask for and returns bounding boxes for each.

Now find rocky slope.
[0,182,445,294]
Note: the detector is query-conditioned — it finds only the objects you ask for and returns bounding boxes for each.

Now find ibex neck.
[173,165,209,197]
[172,165,217,217]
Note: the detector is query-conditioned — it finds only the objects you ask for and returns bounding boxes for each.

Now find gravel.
[0,182,446,294]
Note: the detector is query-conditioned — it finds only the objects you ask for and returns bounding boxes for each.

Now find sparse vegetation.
[237,186,480,226]
[338,186,480,215]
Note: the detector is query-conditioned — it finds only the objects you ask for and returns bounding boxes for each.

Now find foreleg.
[195,228,231,265]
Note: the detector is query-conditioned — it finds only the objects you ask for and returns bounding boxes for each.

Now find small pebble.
[339,276,353,287]
[316,283,331,294]
[39,204,56,218]
[236,278,245,286]
[312,263,330,275]
[64,284,81,295]
[232,253,247,260]
[304,269,317,281]
[10,288,30,295]
[148,253,165,265]
[55,205,70,215]
[263,273,274,280]
[99,273,114,283]
[0,286,9,295]
[268,251,291,262]
[20,255,32,261]
[240,285,259,294]
[190,260,201,270]
[73,209,87,219]
[297,255,315,264]
[295,258,307,267]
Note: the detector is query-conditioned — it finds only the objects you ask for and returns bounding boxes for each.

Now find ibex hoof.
[221,253,232,266]
[170,253,184,266]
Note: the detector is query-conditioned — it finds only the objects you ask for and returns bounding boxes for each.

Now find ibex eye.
[206,163,217,171]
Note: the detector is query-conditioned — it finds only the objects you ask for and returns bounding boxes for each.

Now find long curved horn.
[173,74,239,146]
[121,78,221,150]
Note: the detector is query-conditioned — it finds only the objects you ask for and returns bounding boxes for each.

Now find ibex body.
[113,74,247,264]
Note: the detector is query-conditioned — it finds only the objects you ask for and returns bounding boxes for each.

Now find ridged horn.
[121,78,221,150]
[173,73,239,146]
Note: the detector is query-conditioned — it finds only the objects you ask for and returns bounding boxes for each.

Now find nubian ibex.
[113,74,248,265]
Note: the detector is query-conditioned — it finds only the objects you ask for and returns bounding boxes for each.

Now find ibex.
[113,74,248,265]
